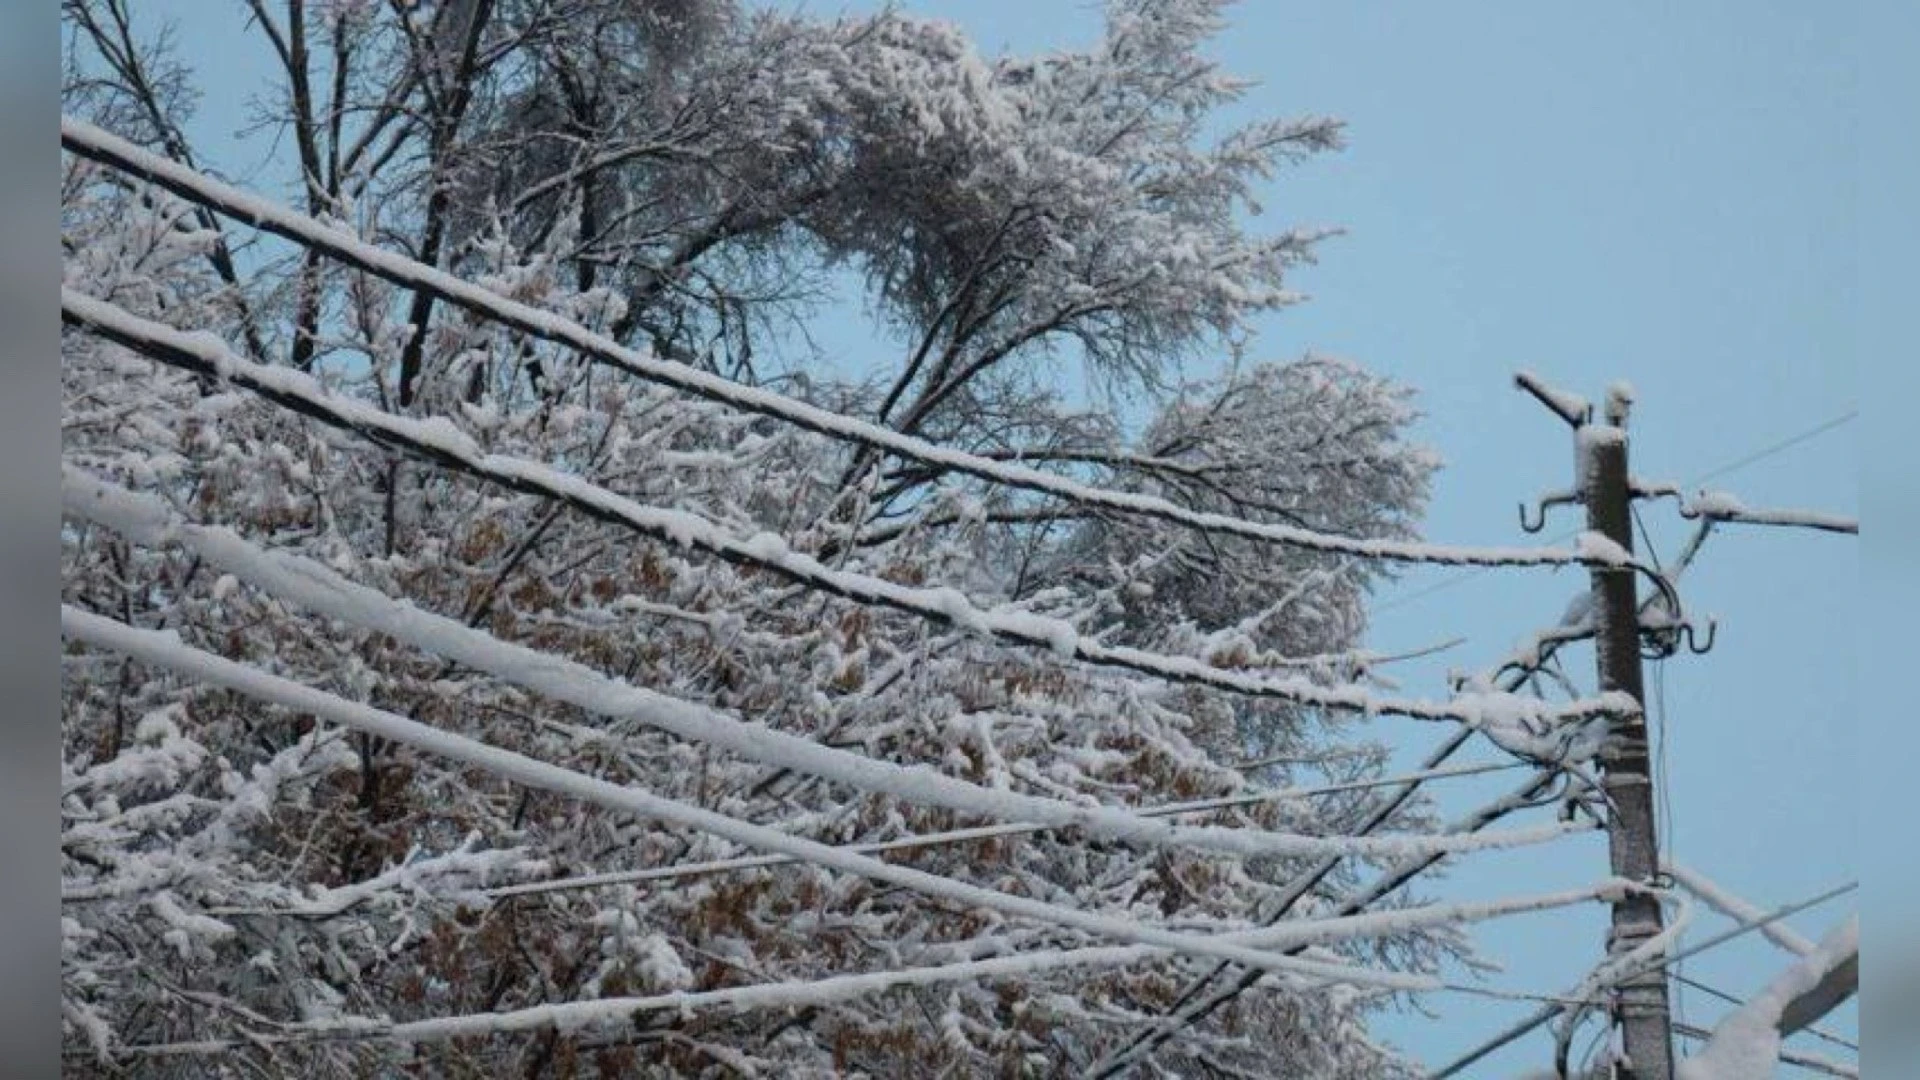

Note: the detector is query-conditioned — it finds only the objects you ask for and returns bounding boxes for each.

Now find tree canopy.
[57,1,1474,1076]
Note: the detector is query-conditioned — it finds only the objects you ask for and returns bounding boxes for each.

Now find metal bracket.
[1520,488,1582,533]
[1679,616,1717,655]
[1514,370,1595,427]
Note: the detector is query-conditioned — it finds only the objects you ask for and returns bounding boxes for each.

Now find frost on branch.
[57,1,1482,1076]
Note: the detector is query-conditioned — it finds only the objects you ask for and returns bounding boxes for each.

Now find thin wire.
[1662,881,1855,972]
[1373,408,1858,616]
[1655,655,1678,1023]
[1673,1022,1858,1079]
[1689,409,1858,487]
[1576,1016,1611,1075]
[1670,973,1859,1052]
[486,760,1529,899]
[1437,983,1607,1008]
[1633,500,1683,1030]
[1426,879,1856,1079]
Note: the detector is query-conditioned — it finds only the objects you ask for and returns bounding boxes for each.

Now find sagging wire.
[1550,886,1698,1078]
[1655,654,1679,1029]
[1670,972,1858,1053]
[1426,880,1856,1078]
[485,760,1533,899]
[1372,408,1855,618]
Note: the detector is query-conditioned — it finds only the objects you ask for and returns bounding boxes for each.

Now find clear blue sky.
[150,1,1881,1072]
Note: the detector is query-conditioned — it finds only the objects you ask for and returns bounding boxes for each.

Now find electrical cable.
[1373,408,1858,616]
[1670,973,1858,1052]
[1426,879,1856,1078]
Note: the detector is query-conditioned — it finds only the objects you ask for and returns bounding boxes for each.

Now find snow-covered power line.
[61,604,1433,991]
[1677,916,1857,1080]
[60,115,1627,572]
[66,605,1665,1031]
[1663,862,1819,958]
[88,871,1631,1053]
[1673,1023,1858,1078]
[1426,880,1857,1079]
[1373,407,1859,616]
[63,466,1599,863]
[482,761,1528,899]
[1084,765,1569,1078]
[60,289,1634,752]
[1081,577,1618,1077]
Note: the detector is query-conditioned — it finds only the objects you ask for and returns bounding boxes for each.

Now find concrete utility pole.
[1520,373,1675,1079]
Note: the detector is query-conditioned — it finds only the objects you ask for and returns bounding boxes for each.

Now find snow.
[1664,861,1817,957]
[489,760,1530,898]
[1677,916,1858,1080]
[66,466,1596,862]
[128,878,1627,1047]
[1684,490,1858,534]
[634,935,696,992]
[1574,530,1632,568]
[57,294,1630,746]
[62,115,1622,572]
[62,604,1435,991]
[1688,489,1747,518]
[1576,423,1625,450]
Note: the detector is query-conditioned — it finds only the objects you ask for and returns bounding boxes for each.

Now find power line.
[1654,655,1678,1025]
[1672,1022,1857,1079]
[485,760,1528,899]
[1670,973,1858,1052]
[1633,501,1682,1030]
[1689,409,1858,487]
[1372,407,1858,617]
[65,290,1628,731]
[64,116,1616,572]
[1427,879,1857,1078]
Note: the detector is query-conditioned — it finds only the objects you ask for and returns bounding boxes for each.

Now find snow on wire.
[92,880,1632,1051]
[479,761,1526,899]
[61,287,1636,756]
[63,464,1598,863]
[61,114,1635,572]
[59,604,1429,991]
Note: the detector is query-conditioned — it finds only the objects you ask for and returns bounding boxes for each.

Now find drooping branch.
[60,115,1629,573]
[62,0,274,363]
[485,761,1527,899]
[63,462,1600,864]
[62,604,1433,991]
[62,287,1633,745]
[95,880,1628,1054]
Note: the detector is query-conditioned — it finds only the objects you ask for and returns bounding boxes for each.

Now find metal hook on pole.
[1679,617,1717,655]
[1520,489,1581,534]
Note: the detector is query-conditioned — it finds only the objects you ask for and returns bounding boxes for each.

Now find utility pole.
[1520,374,1674,1079]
